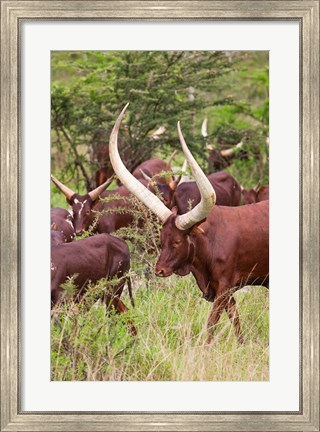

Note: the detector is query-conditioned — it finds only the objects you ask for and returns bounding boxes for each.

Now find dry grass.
[51,273,269,381]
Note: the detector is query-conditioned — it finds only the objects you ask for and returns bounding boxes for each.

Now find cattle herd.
[51,103,269,345]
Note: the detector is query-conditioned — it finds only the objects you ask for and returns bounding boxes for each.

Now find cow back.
[51,233,130,304]
[173,171,241,214]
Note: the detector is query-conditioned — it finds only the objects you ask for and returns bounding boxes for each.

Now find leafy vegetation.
[51,51,269,191]
[51,51,269,381]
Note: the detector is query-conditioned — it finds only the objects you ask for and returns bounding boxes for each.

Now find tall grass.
[51,273,269,381]
[51,188,269,381]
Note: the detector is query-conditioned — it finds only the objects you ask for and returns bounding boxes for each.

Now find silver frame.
[1,1,319,431]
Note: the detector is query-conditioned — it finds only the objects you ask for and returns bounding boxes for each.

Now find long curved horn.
[51,175,75,200]
[201,118,208,138]
[178,159,189,184]
[139,169,152,182]
[151,125,166,140]
[253,181,261,193]
[175,122,216,231]
[169,158,188,189]
[220,140,243,157]
[202,119,215,151]
[109,104,172,224]
[88,175,114,200]
[167,149,177,167]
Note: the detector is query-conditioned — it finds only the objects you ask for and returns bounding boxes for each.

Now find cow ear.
[171,206,178,215]
[66,198,72,205]
[168,179,177,191]
[190,219,206,235]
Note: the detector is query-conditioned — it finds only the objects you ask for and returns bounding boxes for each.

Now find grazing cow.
[51,175,150,236]
[172,171,242,213]
[136,154,241,211]
[51,160,178,236]
[132,158,172,180]
[207,142,247,172]
[51,207,75,243]
[109,104,269,344]
[202,119,248,172]
[135,157,183,208]
[139,166,241,212]
[51,176,117,236]
[241,183,269,204]
[51,233,136,333]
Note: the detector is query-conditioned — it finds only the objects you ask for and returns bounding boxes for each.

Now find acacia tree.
[51,50,269,190]
[51,51,238,190]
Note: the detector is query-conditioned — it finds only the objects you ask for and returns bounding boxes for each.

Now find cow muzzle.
[155,266,173,278]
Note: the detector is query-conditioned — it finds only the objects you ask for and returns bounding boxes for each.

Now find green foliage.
[51,51,269,190]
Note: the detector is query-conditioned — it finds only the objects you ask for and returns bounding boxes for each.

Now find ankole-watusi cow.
[51,161,178,236]
[135,158,184,209]
[51,233,136,333]
[51,175,138,236]
[171,170,242,213]
[132,155,175,181]
[109,104,269,344]
[138,159,242,211]
[201,118,248,172]
[241,183,269,204]
[51,207,75,243]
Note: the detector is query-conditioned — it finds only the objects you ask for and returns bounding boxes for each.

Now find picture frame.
[1,1,319,431]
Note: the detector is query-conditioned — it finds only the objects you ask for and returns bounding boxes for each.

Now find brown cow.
[51,175,151,236]
[51,233,136,333]
[51,207,75,243]
[241,183,269,204]
[109,104,269,344]
[172,171,242,213]
[137,159,241,212]
[202,118,248,172]
[132,158,172,180]
[134,158,183,208]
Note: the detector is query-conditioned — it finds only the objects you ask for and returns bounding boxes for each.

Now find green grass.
[51,272,269,381]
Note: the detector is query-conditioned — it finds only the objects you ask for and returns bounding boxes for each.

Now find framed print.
[1,1,319,431]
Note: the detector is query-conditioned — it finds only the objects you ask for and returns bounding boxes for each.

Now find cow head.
[108,104,216,276]
[241,181,260,204]
[139,169,181,209]
[139,157,188,209]
[155,209,206,277]
[51,175,113,236]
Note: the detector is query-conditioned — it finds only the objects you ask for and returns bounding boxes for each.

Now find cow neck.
[188,234,213,300]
